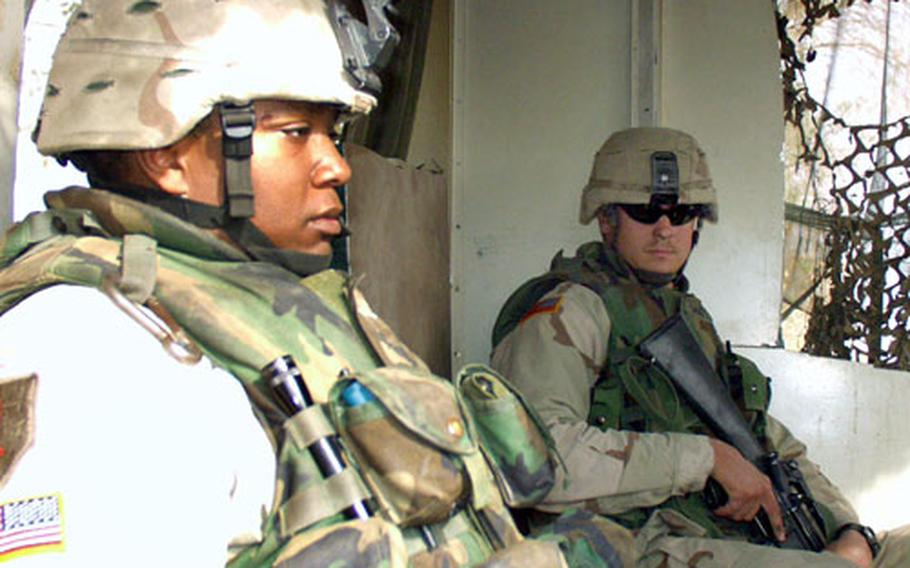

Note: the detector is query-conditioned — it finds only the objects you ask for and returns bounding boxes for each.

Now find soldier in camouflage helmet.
[491,127,910,567]
[0,1,629,566]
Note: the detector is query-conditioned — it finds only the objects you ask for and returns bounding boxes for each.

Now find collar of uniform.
[45,186,332,277]
[597,242,689,291]
[46,186,248,261]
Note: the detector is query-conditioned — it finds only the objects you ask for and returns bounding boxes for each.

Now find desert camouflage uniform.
[492,241,910,567]
[0,188,631,567]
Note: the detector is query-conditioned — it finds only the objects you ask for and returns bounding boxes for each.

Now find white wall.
[453,0,785,367]
[452,0,630,368]
[1,1,25,232]
[746,346,910,531]
[662,0,785,347]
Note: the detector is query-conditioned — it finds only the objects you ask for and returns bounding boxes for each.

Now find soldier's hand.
[708,439,786,542]
[826,528,873,568]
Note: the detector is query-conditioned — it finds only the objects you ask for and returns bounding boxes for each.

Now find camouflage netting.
[776,0,910,369]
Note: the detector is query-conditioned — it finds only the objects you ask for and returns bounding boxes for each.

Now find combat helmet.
[579,127,718,225]
[33,0,398,267]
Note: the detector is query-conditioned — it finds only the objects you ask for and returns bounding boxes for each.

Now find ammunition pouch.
[456,364,556,507]
[331,366,474,527]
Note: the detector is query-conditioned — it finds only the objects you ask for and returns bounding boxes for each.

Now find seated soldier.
[491,127,910,568]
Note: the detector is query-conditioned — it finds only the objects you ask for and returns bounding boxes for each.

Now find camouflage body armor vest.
[0,188,598,567]
[493,242,775,541]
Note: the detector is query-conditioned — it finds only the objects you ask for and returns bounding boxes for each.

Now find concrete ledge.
[740,346,910,531]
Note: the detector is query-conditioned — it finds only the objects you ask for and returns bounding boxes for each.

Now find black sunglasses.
[619,204,705,226]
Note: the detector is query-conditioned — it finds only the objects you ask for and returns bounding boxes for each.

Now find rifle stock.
[639,314,827,552]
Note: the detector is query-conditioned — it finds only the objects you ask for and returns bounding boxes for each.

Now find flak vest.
[493,242,806,541]
[0,187,598,568]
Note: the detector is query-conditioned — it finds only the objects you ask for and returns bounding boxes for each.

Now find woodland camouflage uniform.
[0,188,629,566]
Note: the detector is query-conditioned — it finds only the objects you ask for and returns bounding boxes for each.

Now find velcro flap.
[738,356,770,412]
[119,234,157,303]
[285,405,336,450]
[279,468,373,538]
[353,366,476,455]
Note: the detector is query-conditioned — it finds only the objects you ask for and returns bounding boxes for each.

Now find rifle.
[638,314,827,552]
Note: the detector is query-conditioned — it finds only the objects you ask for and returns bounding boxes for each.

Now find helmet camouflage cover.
[36,0,376,155]
[579,127,719,224]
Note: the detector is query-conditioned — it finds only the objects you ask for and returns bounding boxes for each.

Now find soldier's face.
[603,207,696,275]
[179,100,350,256]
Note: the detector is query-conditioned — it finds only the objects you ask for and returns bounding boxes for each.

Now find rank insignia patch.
[0,375,37,490]
[519,296,563,324]
[0,494,64,561]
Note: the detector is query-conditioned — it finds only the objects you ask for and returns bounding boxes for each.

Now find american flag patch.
[0,495,64,561]
[519,296,563,324]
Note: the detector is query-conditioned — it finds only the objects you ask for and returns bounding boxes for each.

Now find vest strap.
[461,446,496,511]
[589,375,622,430]
[1,209,104,265]
[26,209,99,239]
[285,405,336,450]
[278,468,374,538]
[119,234,157,303]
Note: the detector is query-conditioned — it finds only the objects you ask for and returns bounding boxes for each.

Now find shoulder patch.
[0,375,37,490]
[519,296,563,324]
[0,494,65,560]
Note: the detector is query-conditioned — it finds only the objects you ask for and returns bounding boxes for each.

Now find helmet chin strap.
[629,259,690,292]
[667,229,698,292]
[214,88,364,276]
[633,267,678,288]
[90,180,335,277]
[89,101,333,277]
[606,226,699,291]
[219,101,256,219]
[215,101,335,276]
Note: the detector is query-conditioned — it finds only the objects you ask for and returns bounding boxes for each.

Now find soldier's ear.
[597,209,615,244]
[134,145,193,197]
